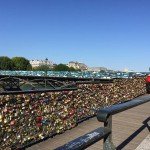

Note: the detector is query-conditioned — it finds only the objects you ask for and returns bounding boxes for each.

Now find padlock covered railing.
[0,70,147,79]
[55,94,150,150]
[0,77,147,149]
[97,95,150,122]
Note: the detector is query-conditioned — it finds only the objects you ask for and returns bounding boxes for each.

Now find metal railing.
[55,127,111,150]
[0,76,114,95]
[56,95,150,150]
[1,70,146,79]
[0,76,77,95]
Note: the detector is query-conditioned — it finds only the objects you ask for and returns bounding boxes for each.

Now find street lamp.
[45,58,48,76]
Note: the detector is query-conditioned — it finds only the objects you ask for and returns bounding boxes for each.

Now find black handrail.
[97,94,150,150]
[97,95,150,122]
[55,127,111,150]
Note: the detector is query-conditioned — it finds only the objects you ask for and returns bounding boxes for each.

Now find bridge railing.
[55,127,111,150]
[56,95,150,150]
[0,76,147,149]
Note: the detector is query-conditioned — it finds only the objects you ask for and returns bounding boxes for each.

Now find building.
[30,59,54,68]
[87,67,108,72]
[67,61,88,71]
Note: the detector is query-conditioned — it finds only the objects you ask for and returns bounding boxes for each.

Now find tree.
[0,56,13,70]
[100,70,106,73]
[53,64,71,71]
[69,67,76,71]
[53,64,80,71]
[11,57,32,70]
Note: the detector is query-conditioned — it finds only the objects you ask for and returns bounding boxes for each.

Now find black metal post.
[103,115,116,150]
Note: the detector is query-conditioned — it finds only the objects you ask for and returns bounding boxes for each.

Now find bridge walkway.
[27,100,150,150]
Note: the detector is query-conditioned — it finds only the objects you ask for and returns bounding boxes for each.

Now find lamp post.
[45,58,48,76]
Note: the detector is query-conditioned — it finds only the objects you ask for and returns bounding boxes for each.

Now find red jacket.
[146,75,150,82]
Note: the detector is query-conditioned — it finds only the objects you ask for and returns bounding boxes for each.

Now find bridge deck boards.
[27,101,150,150]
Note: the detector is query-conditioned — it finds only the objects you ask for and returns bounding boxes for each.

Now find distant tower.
[45,58,48,62]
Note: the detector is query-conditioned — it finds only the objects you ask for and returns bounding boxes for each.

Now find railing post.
[103,115,116,150]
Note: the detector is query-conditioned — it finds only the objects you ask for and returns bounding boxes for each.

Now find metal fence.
[0,77,147,149]
[0,70,148,79]
[56,95,150,150]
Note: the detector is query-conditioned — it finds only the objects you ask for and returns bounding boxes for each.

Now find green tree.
[0,56,13,70]
[53,64,80,71]
[100,70,106,73]
[69,67,76,71]
[53,64,71,71]
[12,57,32,70]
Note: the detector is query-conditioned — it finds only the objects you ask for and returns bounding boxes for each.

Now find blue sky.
[0,0,150,71]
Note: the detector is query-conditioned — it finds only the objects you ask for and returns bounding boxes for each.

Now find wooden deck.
[27,100,150,150]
